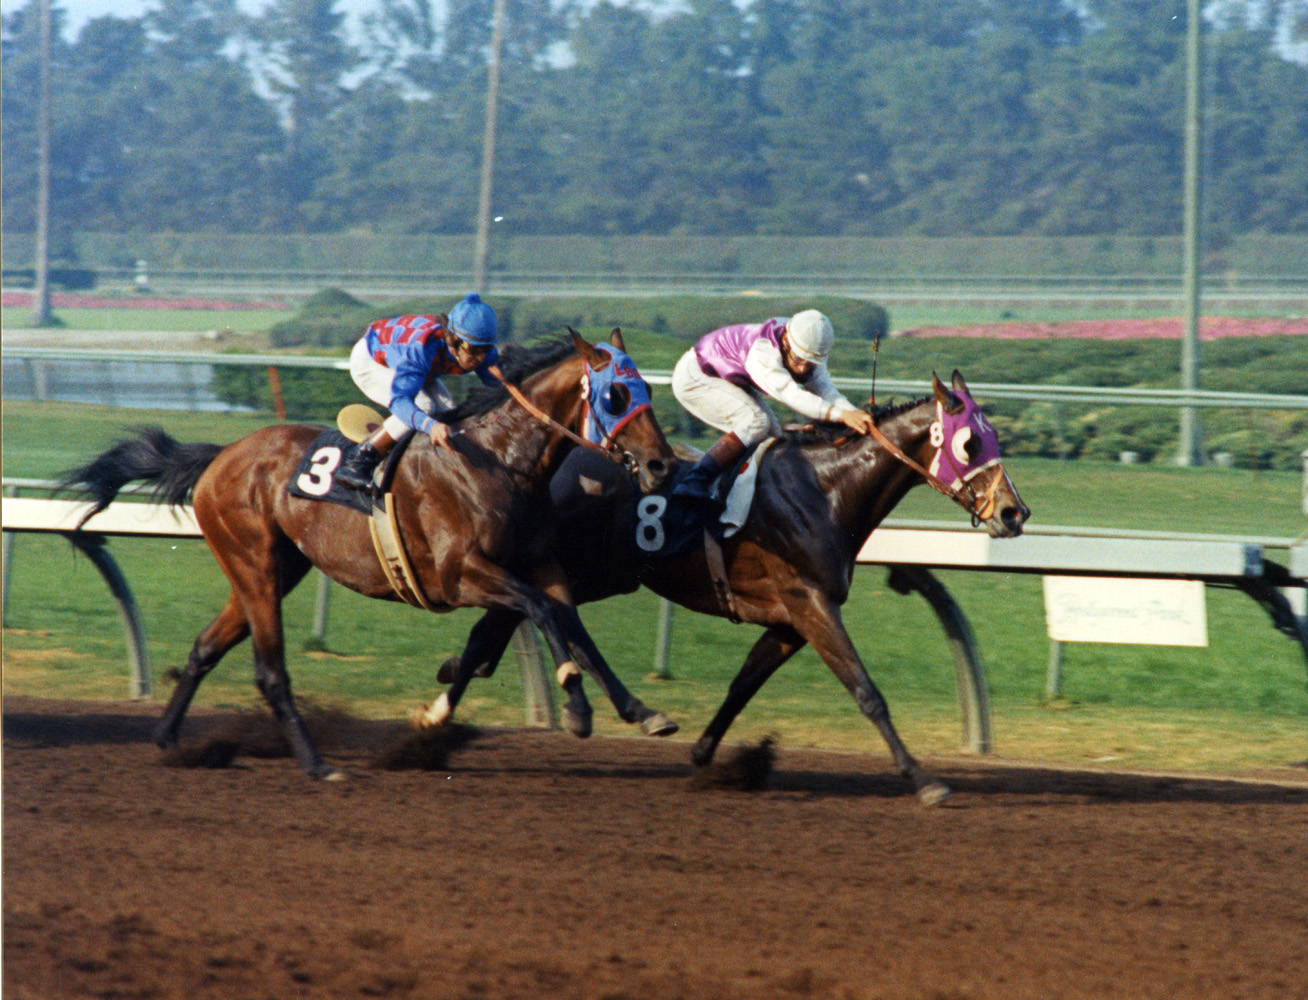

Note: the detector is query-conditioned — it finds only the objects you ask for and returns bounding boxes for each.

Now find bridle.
[864,418,1001,528]
[487,364,641,475]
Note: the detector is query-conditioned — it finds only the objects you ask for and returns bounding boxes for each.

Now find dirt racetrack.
[4,695,1307,1000]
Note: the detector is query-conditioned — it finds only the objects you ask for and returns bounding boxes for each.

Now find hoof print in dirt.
[372,723,481,771]
[690,736,776,792]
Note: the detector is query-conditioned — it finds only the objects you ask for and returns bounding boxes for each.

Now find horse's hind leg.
[155,596,250,748]
[203,534,335,777]
[690,625,805,767]
[799,599,951,805]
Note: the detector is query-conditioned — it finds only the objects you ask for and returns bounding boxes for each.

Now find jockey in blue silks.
[335,292,500,490]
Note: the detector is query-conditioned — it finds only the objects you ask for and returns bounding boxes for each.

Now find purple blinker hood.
[927,388,1003,490]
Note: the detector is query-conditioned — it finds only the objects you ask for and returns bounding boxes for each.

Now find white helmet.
[787,310,835,364]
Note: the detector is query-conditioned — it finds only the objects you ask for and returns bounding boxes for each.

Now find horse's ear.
[951,369,971,398]
[932,371,964,414]
[569,326,607,369]
[608,328,627,353]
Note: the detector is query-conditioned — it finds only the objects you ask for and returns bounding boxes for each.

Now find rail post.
[305,570,331,651]
[512,622,558,728]
[66,531,153,699]
[652,597,675,679]
[886,565,992,754]
[1,484,16,623]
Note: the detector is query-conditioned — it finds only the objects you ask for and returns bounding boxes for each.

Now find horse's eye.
[602,383,630,416]
[951,428,977,464]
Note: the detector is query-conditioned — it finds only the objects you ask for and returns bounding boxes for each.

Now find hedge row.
[236,292,1306,470]
[267,289,890,349]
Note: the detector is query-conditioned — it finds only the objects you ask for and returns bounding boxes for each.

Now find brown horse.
[59,331,678,778]
[430,371,1030,803]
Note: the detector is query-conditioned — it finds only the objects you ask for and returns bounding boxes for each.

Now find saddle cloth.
[287,429,374,514]
[625,438,776,559]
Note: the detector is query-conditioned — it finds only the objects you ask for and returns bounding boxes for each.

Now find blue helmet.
[448,293,497,346]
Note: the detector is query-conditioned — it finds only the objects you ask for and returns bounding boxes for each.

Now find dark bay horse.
[430,371,1030,803]
[59,331,678,778]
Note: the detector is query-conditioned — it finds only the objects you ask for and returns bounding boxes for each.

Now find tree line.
[3,0,1307,255]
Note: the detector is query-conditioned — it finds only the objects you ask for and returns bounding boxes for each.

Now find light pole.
[1176,0,1206,466]
[31,0,53,327]
[472,0,507,295]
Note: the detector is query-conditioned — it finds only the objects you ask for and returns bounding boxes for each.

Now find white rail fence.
[6,345,1307,416]
[5,481,1304,752]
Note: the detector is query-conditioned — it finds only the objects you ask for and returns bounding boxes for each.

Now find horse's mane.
[784,395,931,446]
[442,337,578,423]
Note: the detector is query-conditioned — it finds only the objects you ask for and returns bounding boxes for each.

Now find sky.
[17,0,1308,61]
[36,0,370,39]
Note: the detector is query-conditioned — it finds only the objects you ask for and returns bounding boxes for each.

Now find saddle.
[287,422,430,608]
[287,427,413,513]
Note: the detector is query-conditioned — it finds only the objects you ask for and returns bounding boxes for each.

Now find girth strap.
[702,526,741,624]
[368,490,434,610]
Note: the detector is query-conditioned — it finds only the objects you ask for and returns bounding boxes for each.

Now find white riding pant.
[672,349,781,448]
[349,338,455,439]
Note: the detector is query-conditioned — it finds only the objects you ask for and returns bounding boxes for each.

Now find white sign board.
[1043,576,1208,647]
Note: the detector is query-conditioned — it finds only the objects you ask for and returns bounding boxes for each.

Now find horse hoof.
[563,709,593,739]
[641,713,679,737]
[312,765,346,781]
[435,658,459,685]
[917,781,952,806]
[409,693,453,730]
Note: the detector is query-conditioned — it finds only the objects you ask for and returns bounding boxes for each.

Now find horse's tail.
[57,426,224,528]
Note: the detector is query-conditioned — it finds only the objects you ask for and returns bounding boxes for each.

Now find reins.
[487,364,630,468]
[864,419,997,526]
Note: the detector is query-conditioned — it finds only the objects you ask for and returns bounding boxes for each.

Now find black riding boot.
[672,452,725,507]
[335,440,383,490]
[672,432,746,510]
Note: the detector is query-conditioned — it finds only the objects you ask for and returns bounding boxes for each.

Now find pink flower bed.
[898,317,1308,339]
[1,291,291,310]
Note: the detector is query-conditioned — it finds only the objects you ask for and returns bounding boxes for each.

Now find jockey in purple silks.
[335,292,501,490]
[670,309,876,508]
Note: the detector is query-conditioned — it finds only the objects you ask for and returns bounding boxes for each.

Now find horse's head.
[571,328,675,494]
[926,371,1030,538]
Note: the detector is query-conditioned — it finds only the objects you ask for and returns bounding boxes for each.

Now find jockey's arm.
[744,339,860,425]
[387,342,441,436]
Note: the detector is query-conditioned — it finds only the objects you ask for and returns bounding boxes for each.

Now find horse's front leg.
[435,607,523,686]
[552,602,678,736]
[447,556,596,738]
[417,608,524,729]
[690,625,805,767]
[797,596,951,805]
[533,560,678,737]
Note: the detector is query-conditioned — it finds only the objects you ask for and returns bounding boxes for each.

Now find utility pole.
[31,0,53,327]
[1176,0,1205,466]
[472,0,507,296]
